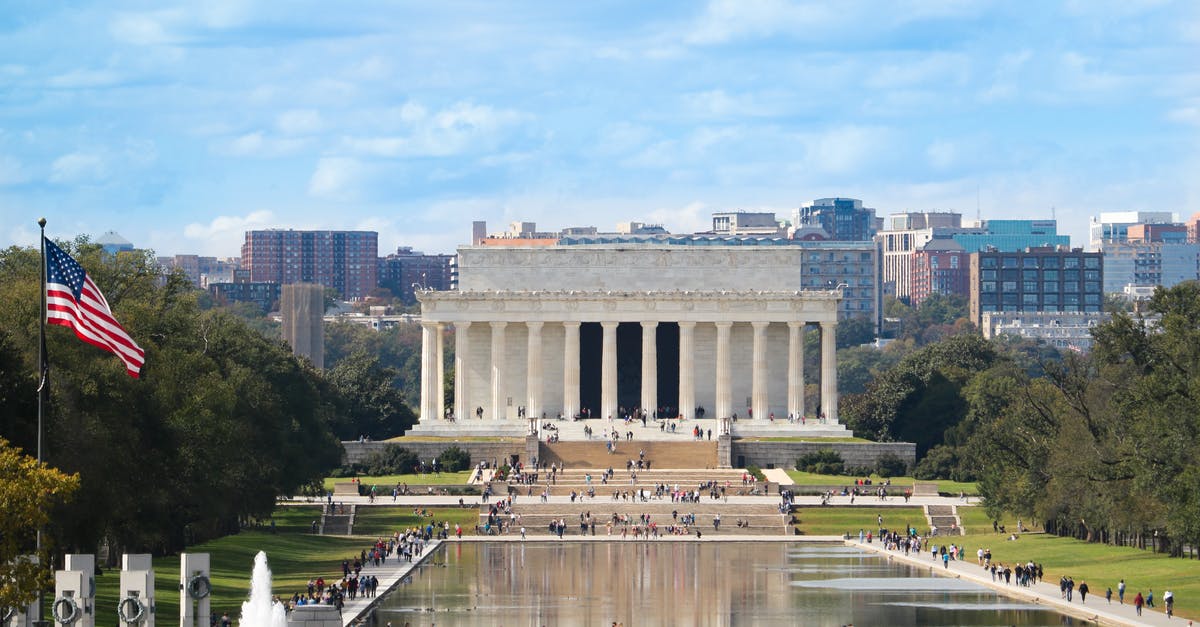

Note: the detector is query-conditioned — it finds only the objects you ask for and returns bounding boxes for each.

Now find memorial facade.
[416,245,847,436]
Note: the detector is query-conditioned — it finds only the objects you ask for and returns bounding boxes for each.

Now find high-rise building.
[281,283,324,369]
[241,230,378,299]
[378,247,455,304]
[909,238,970,307]
[875,212,978,300]
[1089,211,1175,250]
[208,269,281,312]
[97,231,134,256]
[795,198,878,242]
[969,247,1104,327]
[159,254,240,287]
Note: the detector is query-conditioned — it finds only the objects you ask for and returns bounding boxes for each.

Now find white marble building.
[415,245,848,436]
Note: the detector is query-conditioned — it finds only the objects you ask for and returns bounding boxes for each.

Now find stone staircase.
[321,503,355,536]
[492,468,767,497]
[925,504,962,536]
[479,502,788,537]
[538,440,719,469]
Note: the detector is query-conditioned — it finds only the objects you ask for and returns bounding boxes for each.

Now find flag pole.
[36,217,47,627]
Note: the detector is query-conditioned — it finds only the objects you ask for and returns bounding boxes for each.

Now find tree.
[325,351,417,440]
[0,438,79,612]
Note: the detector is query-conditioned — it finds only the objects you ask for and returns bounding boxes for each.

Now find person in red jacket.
[1133,592,1144,616]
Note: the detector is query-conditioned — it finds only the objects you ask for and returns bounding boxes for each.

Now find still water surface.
[367,542,1071,626]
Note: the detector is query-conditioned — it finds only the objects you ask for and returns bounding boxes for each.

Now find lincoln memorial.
[413,244,851,437]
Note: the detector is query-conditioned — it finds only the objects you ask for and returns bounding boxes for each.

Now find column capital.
[490,320,508,330]
[562,320,581,329]
[714,321,733,330]
[751,321,770,330]
[600,321,619,329]
[526,321,544,331]
[456,320,472,330]
[787,320,805,329]
[678,320,697,330]
[641,320,659,329]
[820,319,838,328]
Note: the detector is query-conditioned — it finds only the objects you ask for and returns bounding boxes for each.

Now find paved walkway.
[282,493,973,510]
[849,540,1185,627]
[337,539,442,626]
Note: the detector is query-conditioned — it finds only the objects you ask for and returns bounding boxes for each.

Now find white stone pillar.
[419,322,434,422]
[490,321,507,420]
[640,321,658,418]
[454,321,471,421]
[601,321,619,420]
[563,321,581,418]
[678,321,696,420]
[433,322,444,419]
[787,321,804,420]
[751,321,769,420]
[714,321,732,421]
[526,321,544,420]
[820,320,838,423]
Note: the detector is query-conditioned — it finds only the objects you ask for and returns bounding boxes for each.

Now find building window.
[1044,281,1059,292]
[950,256,959,269]
[1064,270,1079,281]
[1023,257,1039,268]
[1003,281,1017,291]
[1044,294,1059,305]
[1003,257,1018,268]
[982,281,997,293]
[1043,270,1059,280]
[982,269,997,279]
[1085,257,1100,268]
[1023,281,1038,291]
[1085,282,1101,293]
[1064,257,1080,269]
[982,257,998,269]
[1043,257,1060,269]
[1023,294,1040,305]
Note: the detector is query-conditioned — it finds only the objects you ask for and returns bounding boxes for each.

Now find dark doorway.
[579,322,602,417]
[616,322,642,412]
[656,322,679,417]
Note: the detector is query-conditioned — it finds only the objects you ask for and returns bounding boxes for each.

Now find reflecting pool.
[367,542,1072,626]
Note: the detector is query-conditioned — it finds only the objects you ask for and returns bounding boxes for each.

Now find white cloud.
[685,0,838,45]
[340,101,527,158]
[1167,105,1200,126]
[644,201,711,233]
[221,131,308,157]
[801,126,893,175]
[276,109,323,135]
[0,155,29,186]
[308,157,368,198]
[45,69,125,89]
[109,11,178,46]
[865,53,971,90]
[50,153,107,184]
[181,210,275,256]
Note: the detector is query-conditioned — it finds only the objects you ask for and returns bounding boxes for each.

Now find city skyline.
[2,1,1198,257]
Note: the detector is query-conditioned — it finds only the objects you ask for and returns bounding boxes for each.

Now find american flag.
[45,237,145,377]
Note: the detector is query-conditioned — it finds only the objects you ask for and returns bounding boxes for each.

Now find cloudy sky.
[1,1,1198,256]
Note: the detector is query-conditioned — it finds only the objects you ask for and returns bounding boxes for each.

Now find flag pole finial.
[38,217,46,228]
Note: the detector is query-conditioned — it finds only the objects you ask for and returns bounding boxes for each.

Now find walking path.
[849,540,1184,627]
[282,493,976,509]
[338,539,442,626]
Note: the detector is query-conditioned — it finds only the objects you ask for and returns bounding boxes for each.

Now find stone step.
[539,441,719,469]
[488,502,784,515]
[927,505,955,516]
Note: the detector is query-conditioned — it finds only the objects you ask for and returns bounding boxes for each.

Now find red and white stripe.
[46,276,145,377]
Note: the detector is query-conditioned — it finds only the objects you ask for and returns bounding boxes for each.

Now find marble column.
[563,321,581,418]
[787,321,804,420]
[453,321,471,422]
[751,321,769,420]
[526,321,543,420]
[490,321,507,420]
[640,321,658,418]
[678,321,696,420]
[820,320,838,423]
[433,322,444,419]
[714,321,732,421]
[601,321,619,420]
[419,321,434,422]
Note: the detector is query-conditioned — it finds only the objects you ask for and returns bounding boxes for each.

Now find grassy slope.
[783,470,978,495]
[90,506,476,622]
[352,506,480,538]
[322,470,475,491]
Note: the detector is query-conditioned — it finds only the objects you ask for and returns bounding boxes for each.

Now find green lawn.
[952,528,1199,621]
[958,504,1035,536]
[92,513,363,622]
[322,470,475,491]
[352,506,480,538]
[792,506,925,536]
[782,471,979,495]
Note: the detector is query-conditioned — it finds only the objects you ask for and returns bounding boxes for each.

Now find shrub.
[438,446,471,472]
[365,444,420,476]
[874,453,909,478]
[796,449,845,475]
[913,444,959,480]
[746,465,766,481]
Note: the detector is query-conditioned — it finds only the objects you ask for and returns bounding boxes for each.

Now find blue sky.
[1,1,1197,256]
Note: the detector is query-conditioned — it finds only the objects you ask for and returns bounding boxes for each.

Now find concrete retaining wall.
[342,440,527,467]
[731,441,916,471]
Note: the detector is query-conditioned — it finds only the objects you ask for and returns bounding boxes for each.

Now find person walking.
[1105,586,1112,604]
[1164,590,1174,618]
[1118,579,1126,604]
[1148,588,1155,608]
[1134,592,1144,616]
[1078,581,1089,604]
